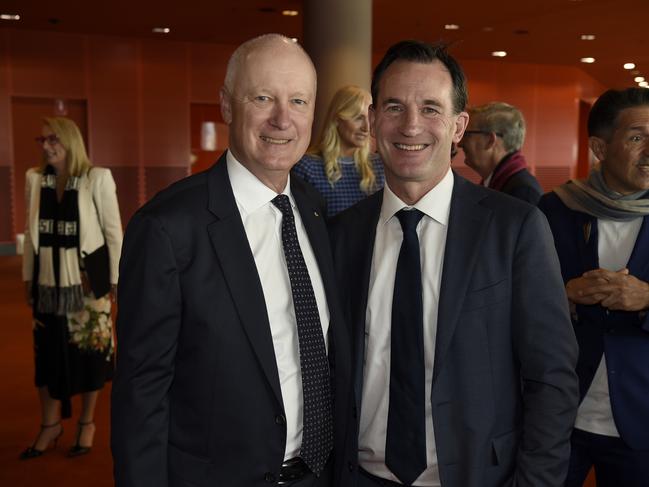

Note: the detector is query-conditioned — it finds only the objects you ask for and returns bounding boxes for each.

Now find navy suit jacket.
[112,154,355,487]
[539,191,649,450]
[329,173,579,487]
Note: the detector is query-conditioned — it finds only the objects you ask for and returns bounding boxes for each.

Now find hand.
[565,272,610,305]
[583,268,649,311]
[24,281,33,308]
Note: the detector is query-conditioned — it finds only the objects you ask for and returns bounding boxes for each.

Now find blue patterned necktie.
[272,194,333,474]
[385,208,427,485]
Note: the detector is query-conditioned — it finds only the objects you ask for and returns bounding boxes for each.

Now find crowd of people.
[18,33,649,487]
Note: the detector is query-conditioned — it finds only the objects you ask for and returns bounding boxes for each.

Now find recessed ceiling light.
[0,13,20,20]
[580,57,595,64]
[491,51,507,58]
[291,38,298,43]
[152,27,170,34]
[445,24,460,30]
[640,81,649,88]
[624,63,636,70]
[482,26,494,32]
[282,10,299,16]
[635,76,646,83]
[580,34,595,40]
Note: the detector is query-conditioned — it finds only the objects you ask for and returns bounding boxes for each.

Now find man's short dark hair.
[371,40,468,114]
[588,88,649,138]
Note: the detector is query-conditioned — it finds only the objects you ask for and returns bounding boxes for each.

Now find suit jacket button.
[264,472,276,482]
[275,414,286,425]
[348,461,355,471]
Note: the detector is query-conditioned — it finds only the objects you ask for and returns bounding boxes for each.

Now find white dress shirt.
[360,168,454,486]
[574,217,642,437]
[227,151,330,460]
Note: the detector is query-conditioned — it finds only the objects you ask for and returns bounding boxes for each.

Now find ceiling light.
[580,57,595,64]
[152,27,170,34]
[635,76,646,83]
[491,51,507,58]
[291,38,298,43]
[0,14,20,20]
[640,81,649,88]
[282,10,299,16]
[445,24,460,30]
[580,34,595,40]
[482,26,494,32]
[624,63,636,70]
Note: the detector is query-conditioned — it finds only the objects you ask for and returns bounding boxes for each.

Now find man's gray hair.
[469,102,526,152]
[224,34,315,93]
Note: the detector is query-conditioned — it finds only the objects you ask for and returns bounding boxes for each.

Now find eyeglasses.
[463,130,503,137]
[35,134,60,145]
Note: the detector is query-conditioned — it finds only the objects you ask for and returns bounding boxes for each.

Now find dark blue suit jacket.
[539,192,649,450]
[112,154,356,487]
[330,174,579,487]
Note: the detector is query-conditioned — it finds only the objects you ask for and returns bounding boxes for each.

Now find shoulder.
[538,191,568,215]
[138,171,210,221]
[25,167,41,181]
[329,189,382,230]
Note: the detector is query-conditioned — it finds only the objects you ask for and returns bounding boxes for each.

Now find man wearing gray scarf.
[539,87,649,487]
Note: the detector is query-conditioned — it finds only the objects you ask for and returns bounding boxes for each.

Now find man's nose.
[270,102,290,130]
[400,108,422,136]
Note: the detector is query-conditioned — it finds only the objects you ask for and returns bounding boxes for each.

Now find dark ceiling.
[1,0,647,90]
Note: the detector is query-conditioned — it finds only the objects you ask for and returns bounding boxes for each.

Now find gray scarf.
[553,165,649,221]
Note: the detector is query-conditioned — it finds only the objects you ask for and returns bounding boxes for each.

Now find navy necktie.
[385,208,427,485]
[272,194,333,475]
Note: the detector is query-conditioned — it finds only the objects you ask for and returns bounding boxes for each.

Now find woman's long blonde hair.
[40,117,92,177]
[309,85,377,194]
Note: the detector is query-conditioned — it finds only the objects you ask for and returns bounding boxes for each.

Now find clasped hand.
[566,268,649,311]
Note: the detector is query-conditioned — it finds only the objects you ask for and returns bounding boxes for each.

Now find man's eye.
[631,135,644,142]
[255,95,271,102]
[422,106,440,115]
[385,105,402,112]
[292,98,307,106]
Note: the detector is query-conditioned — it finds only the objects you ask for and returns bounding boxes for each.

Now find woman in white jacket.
[21,117,122,459]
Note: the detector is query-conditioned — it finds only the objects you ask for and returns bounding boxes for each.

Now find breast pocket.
[462,278,509,312]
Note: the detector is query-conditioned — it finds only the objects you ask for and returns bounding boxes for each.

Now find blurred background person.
[21,117,122,459]
[459,101,542,205]
[293,85,384,217]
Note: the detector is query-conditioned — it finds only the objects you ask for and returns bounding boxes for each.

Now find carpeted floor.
[0,255,113,487]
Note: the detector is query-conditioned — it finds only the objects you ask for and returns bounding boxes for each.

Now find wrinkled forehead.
[236,44,316,89]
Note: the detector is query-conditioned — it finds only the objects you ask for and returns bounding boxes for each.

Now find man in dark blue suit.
[112,34,354,487]
[329,40,579,487]
[539,87,649,487]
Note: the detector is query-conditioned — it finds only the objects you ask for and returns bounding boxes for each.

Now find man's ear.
[453,111,469,143]
[589,136,607,161]
[220,87,232,125]
[369,105,376,137]
[485,132,499,150]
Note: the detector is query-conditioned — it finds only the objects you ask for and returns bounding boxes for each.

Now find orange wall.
[0,29,607,243]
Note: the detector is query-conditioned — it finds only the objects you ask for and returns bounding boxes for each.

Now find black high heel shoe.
[68,420,94,457]
[20,422,63,460]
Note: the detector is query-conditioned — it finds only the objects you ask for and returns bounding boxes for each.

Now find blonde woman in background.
[21,117,122,459]
[293,85,384,217]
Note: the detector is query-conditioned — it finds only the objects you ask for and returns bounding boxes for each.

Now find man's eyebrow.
[382,97,403,106]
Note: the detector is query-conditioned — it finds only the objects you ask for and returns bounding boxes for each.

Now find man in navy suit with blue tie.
[540,87,649,487]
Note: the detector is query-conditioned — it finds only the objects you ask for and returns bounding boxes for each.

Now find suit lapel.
[433,175,492,384]
[205,156,283,406]
[352,191,383,400]
[626,215,649,278]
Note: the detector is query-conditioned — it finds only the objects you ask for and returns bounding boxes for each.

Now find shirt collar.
[380,167,454,226]
[226,150,295,214]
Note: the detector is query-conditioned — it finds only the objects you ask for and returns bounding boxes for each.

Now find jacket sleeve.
[111,210,181,487]
[22,169,37,282]
[93,168,123,284]
[511,208,579,486]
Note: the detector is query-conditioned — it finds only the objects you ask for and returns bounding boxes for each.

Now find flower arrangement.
[67,296,114,359]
